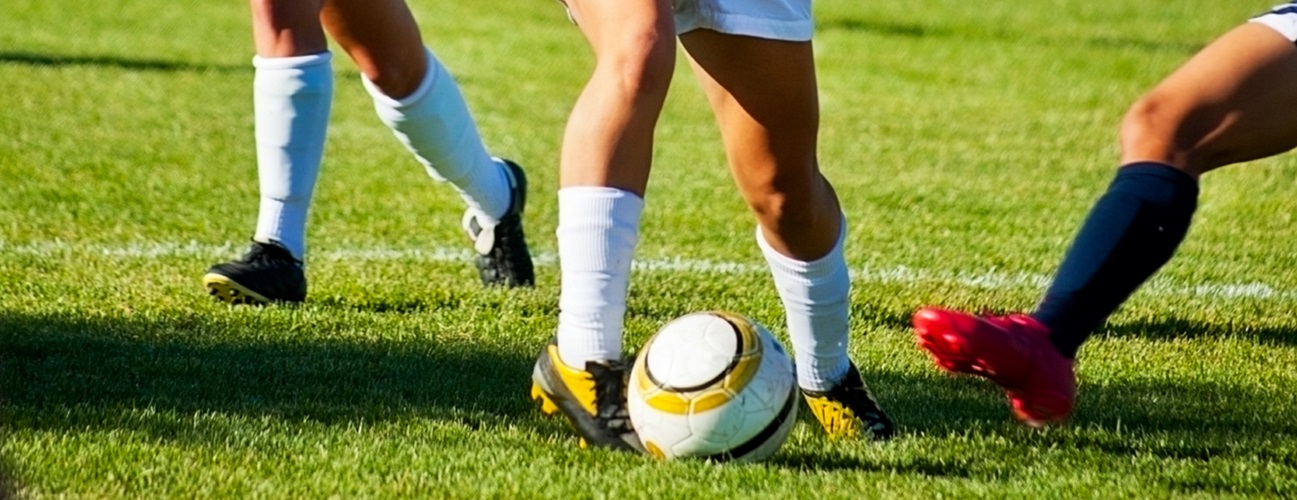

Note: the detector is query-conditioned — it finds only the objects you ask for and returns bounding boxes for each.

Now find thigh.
[680,30,819,193]
[555,0,677,192]
[1124,17,1297,173]
[563,0,674,57]
[682,30,843,259]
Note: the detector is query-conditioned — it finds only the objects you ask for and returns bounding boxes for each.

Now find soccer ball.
[627,311,798,461]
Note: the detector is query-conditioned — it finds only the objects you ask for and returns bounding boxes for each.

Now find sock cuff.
[557,187,645,227]
[755,217,847,281]
[1113,162,1200,196]
[252,51,333,71]
[361,47,440,109]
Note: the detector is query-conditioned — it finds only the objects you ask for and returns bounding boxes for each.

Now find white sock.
[757,221,851,392]
[364,48,510,224]
[556,187,644,368]
[252,52,334,261]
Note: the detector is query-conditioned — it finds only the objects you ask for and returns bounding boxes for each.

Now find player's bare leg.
[1034,21,1297,356]
[534,0,675,452]
[914,19,1297,426]
[1121,22,1297,176]
[556,0,675,193]
[682,30,892,439]
[324,0,535,287]
[203,0,330,305]
[319,0,425,98]
[249,0,327,57]
[681,31,835,261]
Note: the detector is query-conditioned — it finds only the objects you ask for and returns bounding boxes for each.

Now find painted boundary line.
[2,241,1292,300]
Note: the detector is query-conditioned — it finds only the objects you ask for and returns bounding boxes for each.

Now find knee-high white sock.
[556,187,644,368]
[252,52,334,261]
[364,48,510,224]
[757,222,851,391]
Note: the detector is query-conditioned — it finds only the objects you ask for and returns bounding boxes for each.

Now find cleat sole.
[530,381,560,416]
[203,274,272,306]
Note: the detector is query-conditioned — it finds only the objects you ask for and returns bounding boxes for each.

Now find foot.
[912,307,1076,426]
[530,338,643,453]
[801,363,895,440]
[203,241,306,305]
[463,158,535,288]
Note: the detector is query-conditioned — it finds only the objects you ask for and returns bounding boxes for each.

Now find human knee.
[595,31,676,100]
[747,186,841,261]
[1120,92,1176,149]
[745,176,823,228]
[1119,92,1211,171]
[359,50,428,100]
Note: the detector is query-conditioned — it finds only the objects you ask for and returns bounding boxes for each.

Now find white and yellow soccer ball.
[627,311,798,461]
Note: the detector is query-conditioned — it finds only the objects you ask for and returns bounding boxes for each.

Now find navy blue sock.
[1032,163,1198,358]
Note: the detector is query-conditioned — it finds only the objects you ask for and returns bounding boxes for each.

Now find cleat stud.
[529,383,559,415]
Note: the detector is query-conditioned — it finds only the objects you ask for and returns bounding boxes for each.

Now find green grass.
[3,0,1297,497]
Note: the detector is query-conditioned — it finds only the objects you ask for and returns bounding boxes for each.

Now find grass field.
[4,0,1297,497]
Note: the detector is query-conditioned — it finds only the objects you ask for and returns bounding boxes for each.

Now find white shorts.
[673,0,813,41]
[1250,3,1297,42]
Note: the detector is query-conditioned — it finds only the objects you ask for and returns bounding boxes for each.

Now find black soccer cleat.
[530,338,644,453]
[462,159,535,288]
[801,363,895,440]
[203,240,306,305]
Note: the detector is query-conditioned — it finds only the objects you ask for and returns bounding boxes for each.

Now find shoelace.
[242,243,291,267]
[838,387,892,436]
[588,362,633,433]
[490,214,529,267]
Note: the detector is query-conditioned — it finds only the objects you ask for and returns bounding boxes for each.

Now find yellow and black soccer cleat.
[801,363,895,440]
[530,338,643,453]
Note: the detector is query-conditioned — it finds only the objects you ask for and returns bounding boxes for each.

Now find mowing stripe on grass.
[3,240,1292,300]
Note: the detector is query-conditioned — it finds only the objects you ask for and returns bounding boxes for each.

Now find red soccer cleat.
[912,307,1077,426]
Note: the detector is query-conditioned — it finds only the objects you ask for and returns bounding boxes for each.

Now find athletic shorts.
[673,0,813,41]
[1251,3,1297,42]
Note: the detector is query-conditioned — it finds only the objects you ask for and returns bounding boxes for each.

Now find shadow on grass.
[0,51,245,73]
[0,456,15,500]
[0,51,362,80]
[924,368,1297,439]
[4,308,1294,483]
[862,309,1297,440]
[780,364,1297,476]
[1101,317,1297,348]
[880,302,1297,348]
[0,310,561,444]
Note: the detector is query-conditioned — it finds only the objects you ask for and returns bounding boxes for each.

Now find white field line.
[2,240,1293,301]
